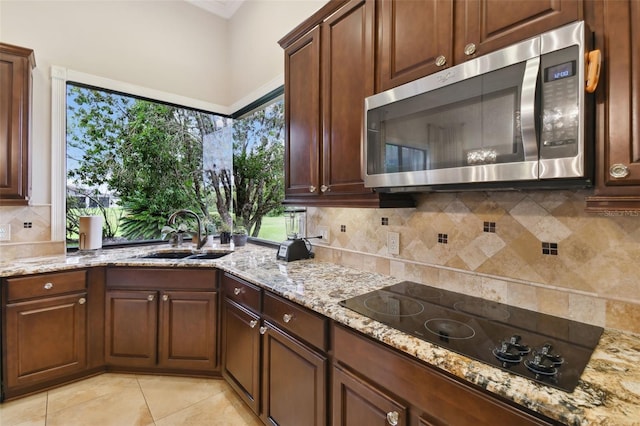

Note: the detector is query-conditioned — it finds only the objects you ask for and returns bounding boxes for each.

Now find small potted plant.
[218,222,232,244]
[232,225,248,246]
[161,223,189,247]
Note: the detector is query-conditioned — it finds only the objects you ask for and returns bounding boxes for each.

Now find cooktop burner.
[339,281,603,392]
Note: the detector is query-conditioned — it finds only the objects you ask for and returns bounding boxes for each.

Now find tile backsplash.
[0,205,63,261]
[307,190,640,334]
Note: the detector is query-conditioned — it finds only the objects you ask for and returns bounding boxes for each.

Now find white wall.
[228,0,328,110]
[0,0,326,209]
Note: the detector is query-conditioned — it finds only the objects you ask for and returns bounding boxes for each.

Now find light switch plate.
[0,224,11,241]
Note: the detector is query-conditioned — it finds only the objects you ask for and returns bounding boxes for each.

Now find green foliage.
[231,101,285,237]
[67,86,225,240]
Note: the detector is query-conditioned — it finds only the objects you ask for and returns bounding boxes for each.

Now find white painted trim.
[65,69,231,115]
[229,74,284,114]
[51,66,67,242]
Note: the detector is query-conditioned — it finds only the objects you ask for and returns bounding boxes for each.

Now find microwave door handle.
[520,57,540,162]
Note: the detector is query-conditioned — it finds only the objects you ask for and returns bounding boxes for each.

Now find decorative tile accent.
[483,221,496,232]
[340,225,346,232]
[24,222,33,228]
[381,217,389,226]
[437,233,448,244]
[542,242,558,255]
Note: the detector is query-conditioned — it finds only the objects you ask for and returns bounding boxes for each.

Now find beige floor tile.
[137,375,229,421]
[45,387,154,426]
[47,373,141,414]
[0,393,47,426]
[155,389,262,426]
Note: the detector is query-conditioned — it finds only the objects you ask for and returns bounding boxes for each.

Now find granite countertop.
[1,243,639,425]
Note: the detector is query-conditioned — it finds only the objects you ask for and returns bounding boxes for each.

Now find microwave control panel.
[539,45,580,159]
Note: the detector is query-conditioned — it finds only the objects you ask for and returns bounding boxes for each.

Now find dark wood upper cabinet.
[454,0,581,64]
[281,0,414,208]
[377,0,453,91]
[0,43,35,205]
[283,26,321,199]
[586,0,640,211]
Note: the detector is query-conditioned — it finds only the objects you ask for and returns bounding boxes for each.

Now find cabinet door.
[158,290,218,371]
[0,43,34,205]
[586,0,640,210]
[284,26,321,198]
[321,0,375,196]
[377,0,453,91]
[333,365,409,426]
[454,0,580,64]
[105,290,158,368]
[222,299,261,414]
[261,322,327,426]
[4,293,87,389]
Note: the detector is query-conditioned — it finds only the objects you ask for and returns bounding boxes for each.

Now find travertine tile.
[154,388,262,426]
[137,375,229,421]
[0,393,47,426]
[606,300,640,334]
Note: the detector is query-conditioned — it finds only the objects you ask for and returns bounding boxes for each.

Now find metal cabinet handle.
[386,411,399,426]
[233,287,242,296]
[283,313,293,323]
[44,282,53,290]
[162,294,169,301]
[320,185,329,192]
[309,185,316,193]
[249,320,258,328]
[147,294,155,301]
[610,163,630,178]
[78,297,86,305]
[464,43,477,56]
[259,326,267,335]
[435,55,446,67]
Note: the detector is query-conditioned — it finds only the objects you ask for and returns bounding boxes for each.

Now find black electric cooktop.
[340,281,603,392]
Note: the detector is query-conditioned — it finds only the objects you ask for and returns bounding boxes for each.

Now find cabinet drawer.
[263,291,328,351]
[6,270,87,302]
[222,273,261,312]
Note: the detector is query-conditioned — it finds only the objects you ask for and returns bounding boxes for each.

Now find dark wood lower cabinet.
[4,293,87,389]
[261,322,327,426]
[104,267,219,374]
[333,324,553,426]
[333,364,409,426]
[221,298,261,413]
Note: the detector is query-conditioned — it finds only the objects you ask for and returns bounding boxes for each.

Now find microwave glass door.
[367,61,528,176]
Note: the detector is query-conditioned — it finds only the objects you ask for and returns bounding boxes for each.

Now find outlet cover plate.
[0,224,11,241]
[317,226,330,243]
[387,231,400,255]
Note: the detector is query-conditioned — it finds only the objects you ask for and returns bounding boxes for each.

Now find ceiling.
[184,0,245,19]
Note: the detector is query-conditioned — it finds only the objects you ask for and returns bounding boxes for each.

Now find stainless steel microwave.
[364,21,598,191]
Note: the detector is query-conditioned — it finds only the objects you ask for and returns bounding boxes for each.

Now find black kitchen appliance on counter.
[277,207,312,262]
[340,281,603,392]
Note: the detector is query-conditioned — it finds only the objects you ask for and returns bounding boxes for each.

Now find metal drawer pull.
[283,313,293,323]
[610,163,630,178]
[309,185,316,193]
[320,185,329,192]
[259,326,267,335]
[386,411,399,425]
[162,294,169,301]
[435,55,446,67]
[147,294,154,301]
[464,43,476,56]
[233,287,242,296]
[78,297,86,305]
[44,282,53,290]
[249,320,258,328]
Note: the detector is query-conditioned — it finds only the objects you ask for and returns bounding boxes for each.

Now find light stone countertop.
[1,243,639,425]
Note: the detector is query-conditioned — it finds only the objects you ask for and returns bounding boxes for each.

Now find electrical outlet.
[317,226,330,242]
[0,224,11,241]
[387,231,400,255]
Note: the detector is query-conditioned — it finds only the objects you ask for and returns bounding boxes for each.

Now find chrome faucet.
[167,209,207,249]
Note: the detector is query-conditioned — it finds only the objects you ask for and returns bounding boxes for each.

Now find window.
[65,83,286,247]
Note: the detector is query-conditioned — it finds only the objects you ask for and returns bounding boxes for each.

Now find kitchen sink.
[137,250,231,260]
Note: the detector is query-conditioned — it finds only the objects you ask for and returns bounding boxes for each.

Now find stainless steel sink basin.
[137,250,231,260]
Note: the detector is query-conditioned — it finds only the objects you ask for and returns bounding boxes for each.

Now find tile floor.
[0,373,263,426]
